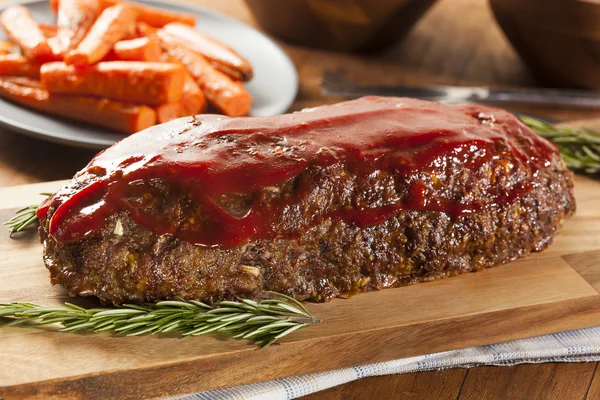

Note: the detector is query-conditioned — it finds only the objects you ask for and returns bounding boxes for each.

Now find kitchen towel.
[168,326,600,400]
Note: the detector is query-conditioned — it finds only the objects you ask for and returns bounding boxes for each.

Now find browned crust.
[39,152,575,304]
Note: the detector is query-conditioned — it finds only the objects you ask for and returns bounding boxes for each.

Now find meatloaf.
[37,96,576,304]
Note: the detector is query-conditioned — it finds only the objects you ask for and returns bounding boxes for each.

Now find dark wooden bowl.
[244,0,437,52]
[489,0,600,89]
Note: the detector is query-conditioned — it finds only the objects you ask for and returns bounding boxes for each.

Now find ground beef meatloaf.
[37,97,575,304]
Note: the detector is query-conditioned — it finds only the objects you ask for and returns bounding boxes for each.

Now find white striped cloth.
[167,326,600,400]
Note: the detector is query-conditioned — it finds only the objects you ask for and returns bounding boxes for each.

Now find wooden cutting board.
[1,176,600,400]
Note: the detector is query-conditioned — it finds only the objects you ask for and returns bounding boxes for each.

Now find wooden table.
[1,0,599,398]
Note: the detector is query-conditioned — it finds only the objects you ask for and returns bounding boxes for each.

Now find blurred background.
[242,0,600,117]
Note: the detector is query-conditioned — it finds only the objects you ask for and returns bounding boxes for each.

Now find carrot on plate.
[163,53,206,116]
[0,41,16,55]
[99,0,196,27]
[0,79,156,134]
[179,68,207,115]
[41,61,185,105]
[129,2,196,28]
[108,37,162,62]
[52,0,195,27]
[157,30,251,117]
[0,6,53,61]
[38,23,58,38]
[2,76,42,88]
[155,103,181,123]
[163,23,253,81]
[121,23,142,40]
[49,0,59,13]
[135,21,158,37]
[65,3,138,65]
[0,55,41,77]
[55,0,100,54]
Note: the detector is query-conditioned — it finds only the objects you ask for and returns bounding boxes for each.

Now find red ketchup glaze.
[37,97,558,247]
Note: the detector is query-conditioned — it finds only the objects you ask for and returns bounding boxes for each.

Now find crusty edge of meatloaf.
[39,155,575,305]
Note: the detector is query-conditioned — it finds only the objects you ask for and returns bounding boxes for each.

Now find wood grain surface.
[1,0,600,398]
[0,176,599,399]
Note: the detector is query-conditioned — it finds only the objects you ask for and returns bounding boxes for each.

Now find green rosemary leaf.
[273,323,308,340]
[3,193,52,236]
[0,294,319,347]
[155,300,198,309]
[265,291,312,316]
[188,300,212,309]
[64,302,88,312]
[521,116,600,174]
[3,204,39,237]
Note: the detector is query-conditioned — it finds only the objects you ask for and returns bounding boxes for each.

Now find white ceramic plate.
[0,0,298,149]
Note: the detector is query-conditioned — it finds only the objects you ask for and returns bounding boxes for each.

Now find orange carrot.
[130,3,195,28]
[41,61,184,104]
[121,23,142,40]
[52,0,195,27]
[0,79,156,134]
[0,55,41,77]
[179,68,207,115]
[3,76,42,88]
[108,37,162,62]
[38,23,58,38]
[55,0,100,54]
[164,23,253,81]
[155,103,181,123]
[39,25,65,61]
[157,30,251,117]
[0,6,53,61]
[135,21,157,37]
[162,53,206,116]
[100,0,195,27]
[47,37,62,60]
[65,4,138,65]
[50,0,59,13]
[0,41,16,55]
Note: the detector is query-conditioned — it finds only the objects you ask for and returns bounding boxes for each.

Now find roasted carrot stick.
[0,55,41,77]
[41,61,184,104]
[39,24,64,60]
[130,3,196,27]
[47,38,62,60]
[38,23,58,38]
[155,103,181,123]
[0,79,156,134]
[179,68,207,115]
[108,37,162,62]
[0,41,16,55]
[135,21,158,37]
[121,23,142,40]
[52,0,195,26]
[55,0,100,54]
[65,4,138,65]
[50,0,59,13]
[100,0,195,27]
[163,23,253,81]
[2,76,42,88]
[157,30,251,117]
[0,6,53,61]
[162,53,206,116]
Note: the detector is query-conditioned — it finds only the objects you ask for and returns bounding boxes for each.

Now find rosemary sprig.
[0,292,320,347]
[3,204,38,236]
[3,193,51,236]
[521,116,600,174]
